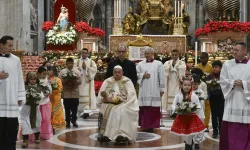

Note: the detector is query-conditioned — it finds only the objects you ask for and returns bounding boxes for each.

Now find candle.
[181,1,183,18]
[175,0,177,18]
[80,39,83,50]
[195,42,198,66]
[178,1,179,18]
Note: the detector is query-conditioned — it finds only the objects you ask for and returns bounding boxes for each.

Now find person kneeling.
[97,65,139,144]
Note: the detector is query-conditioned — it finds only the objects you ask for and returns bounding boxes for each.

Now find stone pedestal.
[77,32,100,52]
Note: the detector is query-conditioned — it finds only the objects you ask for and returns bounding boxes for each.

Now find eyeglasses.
[172,54,178,56]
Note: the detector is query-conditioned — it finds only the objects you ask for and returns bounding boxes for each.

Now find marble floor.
[16,113,219,150]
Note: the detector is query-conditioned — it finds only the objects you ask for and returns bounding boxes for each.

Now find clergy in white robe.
[219,42,250,150]
[0,36,26,149]
[97,65,139,144]
[137,47,165,131]
[163,49,186,112]
[74,48,97,118]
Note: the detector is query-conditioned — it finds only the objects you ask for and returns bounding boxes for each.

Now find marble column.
[0,0,32,52]
[45,0,50,21]
[240,0,247,22]
[188,0,197,48]
[105,0,113,48]
[38,0,45,52]
[198,0,204,28]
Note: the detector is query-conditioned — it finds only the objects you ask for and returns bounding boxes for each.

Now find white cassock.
[98,76,139,143]
[74,58,97,116]
[163,59,186,111]
[136,60,166,107]
[220,59,250,124]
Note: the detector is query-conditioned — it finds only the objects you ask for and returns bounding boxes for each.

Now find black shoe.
[204,128,209,132]
[66,122,71,128]
[212,133,218,139]
[115,136,128,145]
[195,144,200,149]
[71,121,78,127]
[185,144,192,150]
[83,113,89,119]
[145,128,154,133]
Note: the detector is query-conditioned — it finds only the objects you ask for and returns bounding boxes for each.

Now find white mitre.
[113,65,123,70]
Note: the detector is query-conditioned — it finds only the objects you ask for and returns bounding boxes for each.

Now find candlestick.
[195,42,198,66]
[181,1,183,18]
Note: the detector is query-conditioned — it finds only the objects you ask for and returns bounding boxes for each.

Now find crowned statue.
[57,5,69,32]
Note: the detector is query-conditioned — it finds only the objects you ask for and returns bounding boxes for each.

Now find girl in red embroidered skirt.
[170,76,206,150]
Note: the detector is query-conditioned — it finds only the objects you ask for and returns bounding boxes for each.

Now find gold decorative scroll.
[127,34,153,47]
[109,35,186,53]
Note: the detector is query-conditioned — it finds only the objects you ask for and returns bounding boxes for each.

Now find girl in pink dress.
[37,66,53,140]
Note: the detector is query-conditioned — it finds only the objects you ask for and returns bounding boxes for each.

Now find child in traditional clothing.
[21,72,44,148]
[171,76,205,150]
[192,74,206,149]
[37,66,53,139]
[47,66,65,130]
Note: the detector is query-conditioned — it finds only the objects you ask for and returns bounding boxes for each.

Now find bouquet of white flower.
[175,101,198,115]
[62,71,78,80]
[26,85,42,104]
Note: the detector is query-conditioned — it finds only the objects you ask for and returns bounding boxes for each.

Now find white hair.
[113,65,123,71]
[145,47,154,53]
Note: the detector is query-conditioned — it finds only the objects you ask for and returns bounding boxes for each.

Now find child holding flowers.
[171,76,205,150]
[47,66,65,130]
[37,66,53,140]
[21,72,44,148]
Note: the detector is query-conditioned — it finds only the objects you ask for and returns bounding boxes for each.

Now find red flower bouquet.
[195,21,250,37]
[42,21,54,31]
[74,22,91,33]
[89,28,105,37]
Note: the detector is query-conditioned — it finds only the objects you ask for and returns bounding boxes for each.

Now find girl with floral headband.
[20,72,44,148]
[170,76,206,150]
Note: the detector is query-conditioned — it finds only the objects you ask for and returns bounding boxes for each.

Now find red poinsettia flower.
[74,22,91,33]
[88,28,105,37]
[42,21,54,31]
[195,21,250,37]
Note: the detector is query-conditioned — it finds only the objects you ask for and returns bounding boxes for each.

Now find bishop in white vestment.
[98,66,139,144]
[219,42,250,150]
[163,49,186,112]
[137,47,165,131]
[74,48,97,118]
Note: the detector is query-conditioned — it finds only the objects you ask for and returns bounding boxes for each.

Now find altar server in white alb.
[0,35,26,149]
[74,48,97,119]
[219,41,250,150]
[97,65,139,144]
[137,47,166,132]
[163,49,186,112]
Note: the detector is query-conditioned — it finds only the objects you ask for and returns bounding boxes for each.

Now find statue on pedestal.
[57,5,69,32]
[122,7,140,35]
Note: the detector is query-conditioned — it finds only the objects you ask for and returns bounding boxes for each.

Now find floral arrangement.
[26,85,42,104]
[175,101,198,115]
[46,24,77,45]
[62,71,78,80]
[39,82,51,95]
[194,91,204,101]
[49,78,58,90]
[74,22,92,33]
[42,21,55,31]
[88,28,105,37]
[206,75,221,92]
[195,21,250,37]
